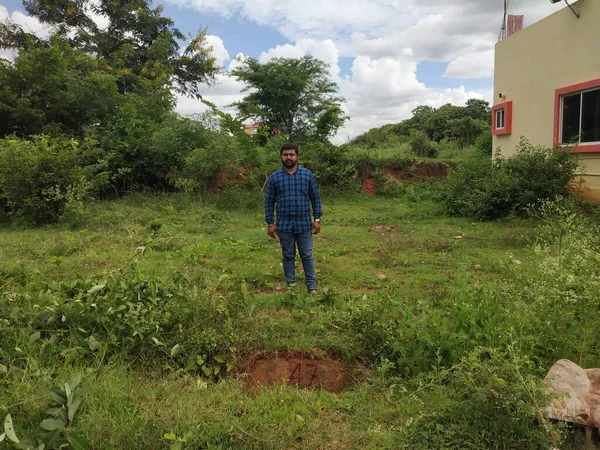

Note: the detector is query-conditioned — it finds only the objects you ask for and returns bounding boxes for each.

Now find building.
[493,0,600,200]
[243,123,261,135]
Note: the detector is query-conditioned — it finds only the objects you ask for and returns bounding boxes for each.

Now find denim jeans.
[278,231,317,290]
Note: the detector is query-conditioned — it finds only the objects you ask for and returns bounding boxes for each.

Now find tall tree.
[1,0,220,98]
[230,55,346,142]
[465,99,492,124]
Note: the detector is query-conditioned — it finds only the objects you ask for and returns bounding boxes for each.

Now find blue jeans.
[278,231,317,290]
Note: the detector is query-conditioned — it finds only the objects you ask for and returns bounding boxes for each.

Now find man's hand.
[312,220,321,234]
[267,224,277,238]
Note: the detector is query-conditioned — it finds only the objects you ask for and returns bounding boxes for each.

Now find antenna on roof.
[498,0,509,42]
[549,0,580,18]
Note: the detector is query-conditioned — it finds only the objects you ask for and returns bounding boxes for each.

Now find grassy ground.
[1,188,599,449]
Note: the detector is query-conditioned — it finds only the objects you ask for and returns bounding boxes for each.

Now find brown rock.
[544,359,600,428]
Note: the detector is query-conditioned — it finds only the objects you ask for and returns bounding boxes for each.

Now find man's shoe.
[308,288,318,295]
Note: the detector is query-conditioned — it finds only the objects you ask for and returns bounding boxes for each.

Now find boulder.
[544,359,600,429]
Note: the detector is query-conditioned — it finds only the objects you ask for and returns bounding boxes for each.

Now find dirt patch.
[362,178,376,196]
[368,225,398,233]
[213,163,249,191]
[241,353,357,392]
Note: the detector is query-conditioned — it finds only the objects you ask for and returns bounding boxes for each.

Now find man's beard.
[283,160,296,168]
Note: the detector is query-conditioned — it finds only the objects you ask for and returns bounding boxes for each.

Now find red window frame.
[492,101,513,136]
[554,78,600,153]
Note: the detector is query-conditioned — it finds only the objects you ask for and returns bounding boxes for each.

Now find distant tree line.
[348,99,493,154]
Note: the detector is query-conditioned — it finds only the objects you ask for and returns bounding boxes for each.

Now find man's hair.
[280,143,299,155]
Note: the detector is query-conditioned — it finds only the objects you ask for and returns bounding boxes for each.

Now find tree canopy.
[1,0,220,98]
[230,55,346,143]
[0,0,222,190]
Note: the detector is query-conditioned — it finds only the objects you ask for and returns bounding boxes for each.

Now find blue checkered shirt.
[265,166,322,233]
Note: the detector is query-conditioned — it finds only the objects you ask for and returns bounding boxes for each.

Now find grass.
[343,142,479,166]
[1,186,600,449]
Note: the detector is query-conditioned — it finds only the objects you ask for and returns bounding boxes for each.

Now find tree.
[1,0,220,99]
[0,37,121,137]
[465,98,492,124]
[0,0,222,190]
[230,55,346,142]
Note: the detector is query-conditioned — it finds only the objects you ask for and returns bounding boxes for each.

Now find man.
[265,143,322,293]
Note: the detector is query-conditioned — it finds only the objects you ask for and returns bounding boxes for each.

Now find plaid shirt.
[265,166,322,233]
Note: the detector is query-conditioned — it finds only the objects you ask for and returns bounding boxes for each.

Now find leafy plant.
[0,135,108,224]
[2,374,88,450]
[439,139,579,220]
[408,130,437,158]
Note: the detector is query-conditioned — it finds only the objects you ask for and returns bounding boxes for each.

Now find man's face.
[281,149,298,168]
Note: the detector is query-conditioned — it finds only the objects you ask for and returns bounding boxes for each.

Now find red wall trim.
[554,77,600,153]
[492,101,513,136]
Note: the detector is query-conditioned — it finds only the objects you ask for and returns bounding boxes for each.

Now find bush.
[474,130,493,155]
[146,114,220,186]
[409,130,438,158]
[373,168,404,197]
[439,139,579,220]
[180,138,238,191]
[0,135,108,224]
[401,347,557,449]
[303,142,360,193]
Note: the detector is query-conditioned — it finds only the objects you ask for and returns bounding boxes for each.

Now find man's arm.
[265,175,277,237]
[308,173,322,234]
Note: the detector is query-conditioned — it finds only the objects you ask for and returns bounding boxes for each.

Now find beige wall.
[493,0,600,200]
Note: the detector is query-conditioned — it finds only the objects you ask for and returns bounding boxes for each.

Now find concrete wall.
[493,0,600,200]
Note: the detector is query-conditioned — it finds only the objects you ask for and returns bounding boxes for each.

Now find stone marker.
[245,357,354,392]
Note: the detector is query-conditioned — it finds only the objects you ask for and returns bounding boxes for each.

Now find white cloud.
[0,49,17,61]
[334,54,485,143]
[259,39,341,82]
[206,35,230,67]
[0,4,51,39]
[444,49,495,79]
[167,0,565,81]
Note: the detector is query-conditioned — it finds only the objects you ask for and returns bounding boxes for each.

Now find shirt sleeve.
[308,172,322,220]
[264,174,276,225]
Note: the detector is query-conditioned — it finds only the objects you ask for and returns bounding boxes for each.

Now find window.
[560,88,600,144]
[495,109,505,130]
[554,78,600,153]
[492,101,512,136]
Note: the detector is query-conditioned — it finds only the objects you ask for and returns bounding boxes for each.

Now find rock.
[544,359,600,429]
[472,264,482,270]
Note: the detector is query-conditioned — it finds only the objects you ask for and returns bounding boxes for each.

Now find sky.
[0,0,567,142]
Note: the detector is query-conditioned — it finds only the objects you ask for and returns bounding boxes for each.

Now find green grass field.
[2,188,599,449]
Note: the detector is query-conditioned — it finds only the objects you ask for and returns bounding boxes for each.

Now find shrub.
[146,114,220,187]
[180,139,238,191]
[439,139,579,220]
[303,143,360,193]
[401,347,558,449]
[0,135,108,224]
[409,130,438,158]
[373,168,404,197]
[474,130,493,155]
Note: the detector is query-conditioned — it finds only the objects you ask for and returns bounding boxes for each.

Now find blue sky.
[0,0,566,141]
